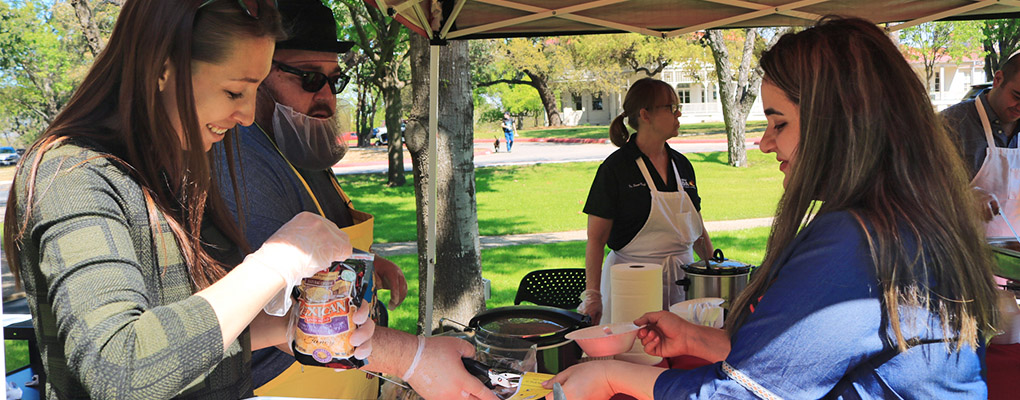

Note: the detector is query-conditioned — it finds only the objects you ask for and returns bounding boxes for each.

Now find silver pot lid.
[682,249,755,275]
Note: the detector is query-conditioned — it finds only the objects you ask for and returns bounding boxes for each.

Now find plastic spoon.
[991,193,1020,244]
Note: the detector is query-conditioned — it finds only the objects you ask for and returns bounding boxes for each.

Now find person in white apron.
[580,78,713,324]
[970,95,1020,238]
[941,54,1020,399]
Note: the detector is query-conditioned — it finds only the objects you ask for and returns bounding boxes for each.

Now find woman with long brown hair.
[546,17,998,399]
[578,78,713,324]
[2,1,371,398]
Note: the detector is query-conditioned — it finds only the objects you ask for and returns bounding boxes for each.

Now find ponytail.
[611,78,676,148]
[609,114,630,147]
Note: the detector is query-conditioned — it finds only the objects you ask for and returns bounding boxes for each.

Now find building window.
[592,92,604,110]
[933,71,942,93]
[572,92,582,110]
[676,83,691,104]
[663,70,674,83]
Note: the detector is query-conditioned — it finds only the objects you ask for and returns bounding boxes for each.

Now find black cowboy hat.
[277,0,355,54]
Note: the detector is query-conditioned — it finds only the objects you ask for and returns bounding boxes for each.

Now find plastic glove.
[405,337,500,400]
[577,289,603,324]
[974,186,999,222]
[349,303,375,360]
[244,212,352,315]
[374,256,408,310]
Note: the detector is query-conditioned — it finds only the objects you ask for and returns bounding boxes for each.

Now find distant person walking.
[502,111,516,152]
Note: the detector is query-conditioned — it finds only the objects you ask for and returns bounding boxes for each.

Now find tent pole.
[424,43,440,336]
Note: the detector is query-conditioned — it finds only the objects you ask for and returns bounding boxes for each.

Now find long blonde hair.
[727,17,998,351]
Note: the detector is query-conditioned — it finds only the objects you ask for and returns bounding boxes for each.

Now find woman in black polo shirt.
[578,78,713,324]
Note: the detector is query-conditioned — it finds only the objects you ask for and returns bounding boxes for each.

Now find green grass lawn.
[338,151,783,243]
[379,226,771,334]
[476,121,768,140]
[5,340,27,373]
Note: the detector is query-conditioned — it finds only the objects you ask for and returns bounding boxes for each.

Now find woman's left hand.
[374,256,408,309]
[542,362,618,400]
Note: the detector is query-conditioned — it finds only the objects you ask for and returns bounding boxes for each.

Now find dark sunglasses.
[273,61,350,95]
[199,0,277,19]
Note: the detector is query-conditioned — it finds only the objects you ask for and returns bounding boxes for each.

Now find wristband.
[401,335,426,382]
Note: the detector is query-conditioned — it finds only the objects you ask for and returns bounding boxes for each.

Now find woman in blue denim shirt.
[544,17,1000,399]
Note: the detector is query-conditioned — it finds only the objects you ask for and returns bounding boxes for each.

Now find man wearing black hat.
[212,1,498,399]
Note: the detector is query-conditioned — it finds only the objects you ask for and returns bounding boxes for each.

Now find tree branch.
[70,0,103,57]
[476,78,533,88]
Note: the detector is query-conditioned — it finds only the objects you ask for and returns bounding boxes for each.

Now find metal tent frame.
[362,0,1020,334]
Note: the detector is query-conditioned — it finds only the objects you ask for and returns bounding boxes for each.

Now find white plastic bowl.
[565,322,641,357]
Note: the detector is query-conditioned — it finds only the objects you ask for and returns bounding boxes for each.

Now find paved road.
[373,217,774,257]
[335,139,760,175]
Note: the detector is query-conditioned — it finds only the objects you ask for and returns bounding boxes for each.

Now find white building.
[560,53,988,126]
[913,55,988,110]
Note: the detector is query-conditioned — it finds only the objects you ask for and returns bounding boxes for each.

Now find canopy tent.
[362,0,1020,333]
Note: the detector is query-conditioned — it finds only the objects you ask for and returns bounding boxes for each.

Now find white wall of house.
[914,59,988,110]
[560,56,990,126]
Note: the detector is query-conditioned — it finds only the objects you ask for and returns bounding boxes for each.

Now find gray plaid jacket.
[11,141,252,399]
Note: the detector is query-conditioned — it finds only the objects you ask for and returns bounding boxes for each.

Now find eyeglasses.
[648,104,682,114]
[273,61,350,95]
[199,0,278,20]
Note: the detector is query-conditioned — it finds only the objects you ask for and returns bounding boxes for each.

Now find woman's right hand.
[634,311,696,358]
[244,212,352,307]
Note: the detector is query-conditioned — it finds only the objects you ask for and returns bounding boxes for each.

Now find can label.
[291,250,374,369]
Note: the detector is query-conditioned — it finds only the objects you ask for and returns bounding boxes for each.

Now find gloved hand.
[349,302,375,360]
[974,186,1000,222]
[244,212,352,315]
[577,289,603,325]
[404,337,500,400]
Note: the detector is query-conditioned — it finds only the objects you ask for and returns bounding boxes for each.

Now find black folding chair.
[513,268,587,309]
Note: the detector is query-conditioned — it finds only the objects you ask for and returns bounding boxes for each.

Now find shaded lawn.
[379,226,770,334]
[338,151,783,244]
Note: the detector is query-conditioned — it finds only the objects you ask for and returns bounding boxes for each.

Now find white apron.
[600,158,703,323]
[970,97,1020,238]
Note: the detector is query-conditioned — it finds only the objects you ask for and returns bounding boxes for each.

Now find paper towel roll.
[610,263,663,365]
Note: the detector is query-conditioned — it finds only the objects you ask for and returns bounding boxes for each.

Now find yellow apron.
[254,125,379,399]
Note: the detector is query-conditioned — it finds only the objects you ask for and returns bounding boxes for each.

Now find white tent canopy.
[362,0,1020,333]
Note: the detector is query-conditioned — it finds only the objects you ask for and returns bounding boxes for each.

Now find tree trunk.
[706,29,747,167]
[356,85,377,147]
[383,85,406,186]
[706,28,787,168]
[356,84,368,147]
[523,70,562,127]
[70,0,103,56]
[406,35,485,334]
